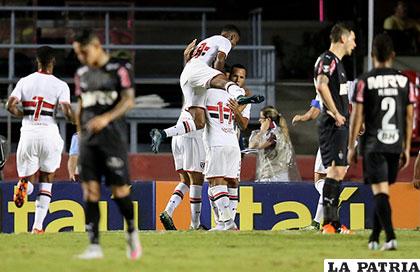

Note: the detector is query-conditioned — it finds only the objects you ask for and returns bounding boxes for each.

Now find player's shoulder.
[319,51,338,65]
[106,57,133,71]
[206,35,229,44]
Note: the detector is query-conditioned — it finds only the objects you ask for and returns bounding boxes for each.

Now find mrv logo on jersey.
[324,259,420,272]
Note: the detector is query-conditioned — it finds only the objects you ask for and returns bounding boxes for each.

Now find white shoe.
[381,239,397,251]
[126,231,142,260]
[77,244,104,259]
[209,222,225,231]
[224,220,238,231]
[368,241,380,250]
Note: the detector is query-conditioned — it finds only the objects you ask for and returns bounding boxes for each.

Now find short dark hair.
[372,33,394,62]
[329,23,352,43]
[74,29,100,46]
[222,24,241,37]
[230,63,247,75]
[36,46,55,69]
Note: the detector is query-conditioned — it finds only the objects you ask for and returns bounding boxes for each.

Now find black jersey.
[353,68,416,153]
[314,50,349,127]
[75,58,134,145]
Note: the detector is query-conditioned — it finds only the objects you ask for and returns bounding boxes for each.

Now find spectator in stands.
[383,1,420,54]
[249,106,301,182]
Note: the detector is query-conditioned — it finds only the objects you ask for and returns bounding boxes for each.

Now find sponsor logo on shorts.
[106,157,124,169]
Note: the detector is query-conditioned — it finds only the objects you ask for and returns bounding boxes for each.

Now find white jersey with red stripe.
[204,88,244,147]
[10,71,70,132]
[190,35,232,66]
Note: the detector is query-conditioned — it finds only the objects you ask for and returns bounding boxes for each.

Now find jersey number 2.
[381,97,396,130]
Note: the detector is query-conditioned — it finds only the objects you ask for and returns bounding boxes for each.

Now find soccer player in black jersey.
[348,33,415,250]
[314,23,356,234]
[73,30,141,260]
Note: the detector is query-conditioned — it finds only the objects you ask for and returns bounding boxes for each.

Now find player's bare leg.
[31,171,55,234]
[78,180,104,259]
[209,74,264,104]
[188,171,205,230]
[160,173,190,230]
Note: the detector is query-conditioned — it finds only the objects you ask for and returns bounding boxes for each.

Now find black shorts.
[79,141,130,187]
[363,152,400,185]
[319,125,348,168]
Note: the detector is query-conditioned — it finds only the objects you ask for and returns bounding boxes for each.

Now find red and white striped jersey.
[204,88,244,147]
[10,71,70,130]
[190,35,232,67]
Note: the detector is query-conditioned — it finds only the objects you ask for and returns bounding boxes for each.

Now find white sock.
[210,185,231,222]
[32,183,52,231]
[314,179,325,223]
[165,182,189,217]
[314,195,323,223]
[225,82,244,99]
[208,187,219,224]
[164,120,196,137]
[189,185,202,228]
[228,187,238,221]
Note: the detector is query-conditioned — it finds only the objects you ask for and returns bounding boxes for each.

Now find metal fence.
[0,6,276,153]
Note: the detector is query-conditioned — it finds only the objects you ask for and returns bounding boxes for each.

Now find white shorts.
[204,145,241,179]
[180,59,222,108]
[181,83,207,109]
[171,132,205,173]
[16,131,64,177]
[314,148,327,174]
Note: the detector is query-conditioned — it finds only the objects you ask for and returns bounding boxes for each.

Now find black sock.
[85,201,100,244]
[369,210,382,242]
[374,193,396,242]
[114,196,135,233]
[322,178,340,228]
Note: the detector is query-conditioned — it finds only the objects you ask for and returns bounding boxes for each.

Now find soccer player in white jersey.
[204,87,246,231]
[150,25,263,153]
[6,46,74,234]
[159,110,206,230]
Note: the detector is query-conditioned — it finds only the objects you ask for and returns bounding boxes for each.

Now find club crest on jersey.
[377,129,399,145]
[200,161,205,169]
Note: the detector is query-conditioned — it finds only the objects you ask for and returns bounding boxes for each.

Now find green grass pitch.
[1,230,420,272]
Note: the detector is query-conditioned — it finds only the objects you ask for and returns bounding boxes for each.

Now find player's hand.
[228,98,240,114]
[184,39,197,63]
[347,147,357,165]
[69,174,77,182]
[399,149,410,170]
[86,114,110,134]
[413,179,420,190]
[292,115,302,126]
[334,112,346,127]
